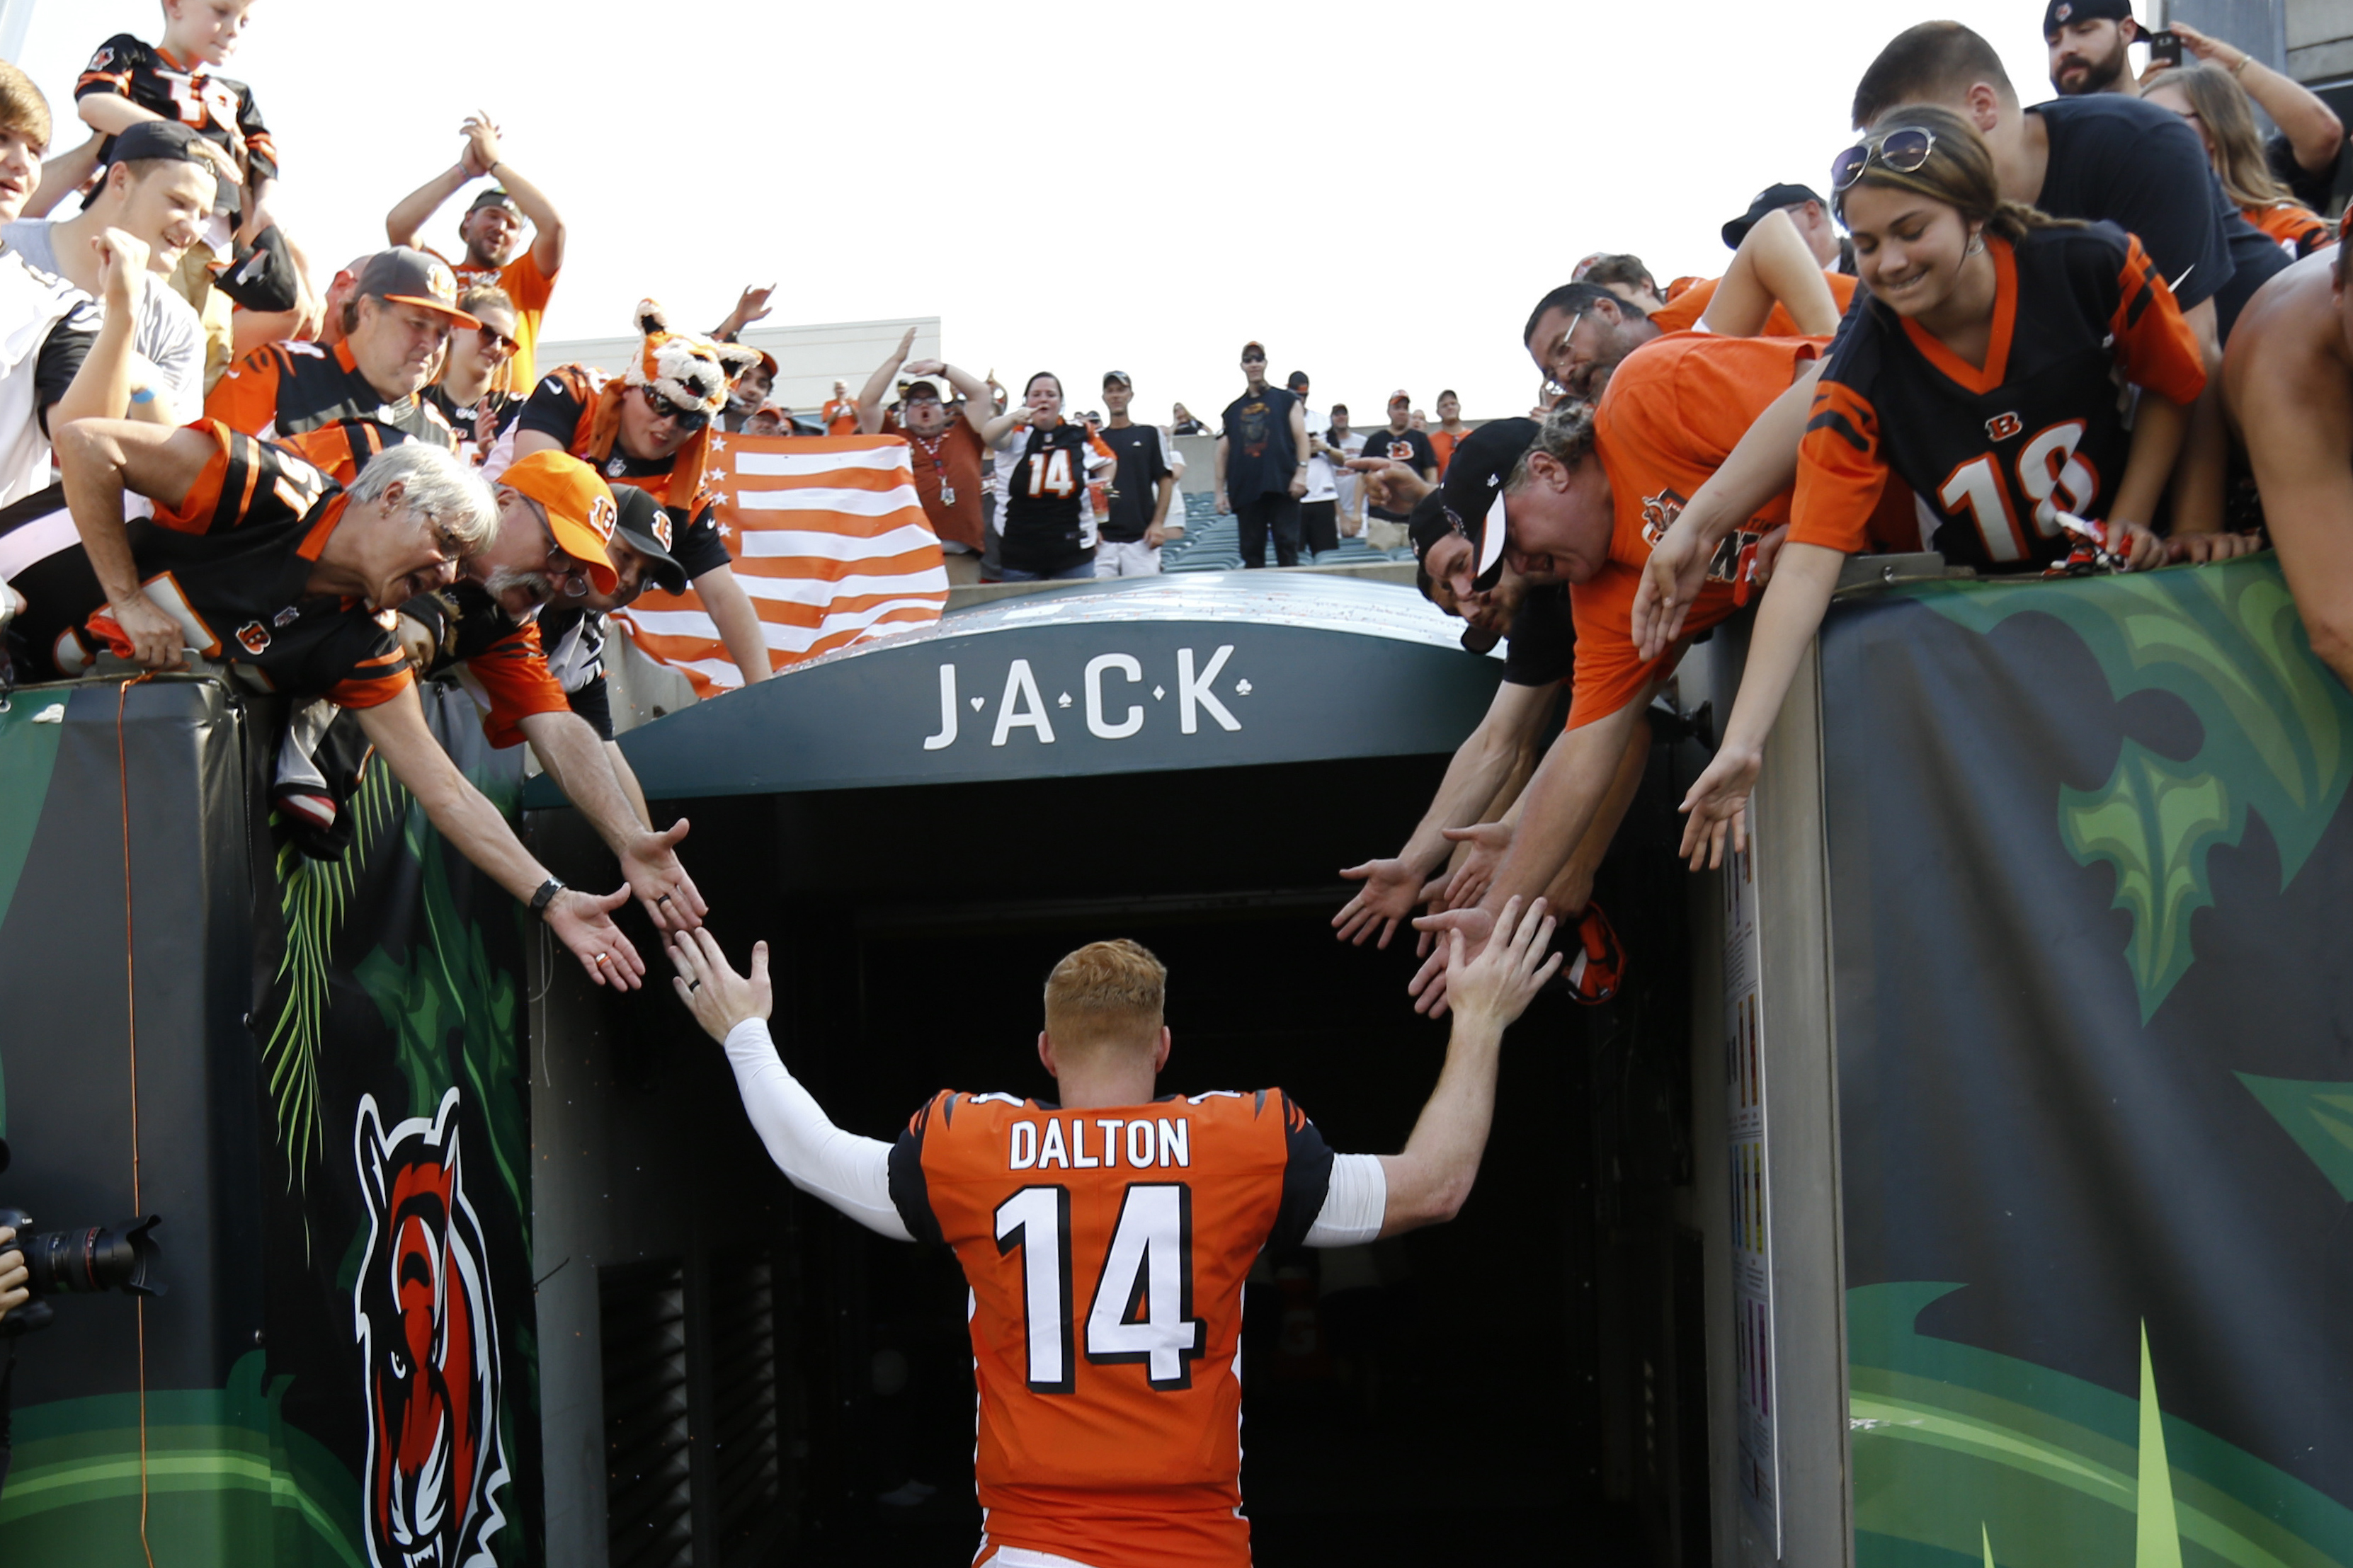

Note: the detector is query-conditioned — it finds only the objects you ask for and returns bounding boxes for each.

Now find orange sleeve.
[148,421,241,535]
[2107,234,2206,408]
[465,619,571,748]
[500,251,558,310]
[1786,379,1890,555]
[1648,277,1712,334]
[327,652,418,710]
[205,346,285,438]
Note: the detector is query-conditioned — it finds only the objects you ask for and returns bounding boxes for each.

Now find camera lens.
[22,1216,164,1297]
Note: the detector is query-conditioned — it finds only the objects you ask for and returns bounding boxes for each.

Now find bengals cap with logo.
[356,246,481,328]
[610,485,688,597]
[2043,0,2133,33]
[498,451,622,595]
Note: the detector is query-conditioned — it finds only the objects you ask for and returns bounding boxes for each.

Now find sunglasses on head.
[641,386,711,431]
[1831,126,1937,192]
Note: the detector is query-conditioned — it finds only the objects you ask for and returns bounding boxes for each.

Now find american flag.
[613,433,949,695]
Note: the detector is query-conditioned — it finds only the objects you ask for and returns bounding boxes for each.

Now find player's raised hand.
[1442,896,1561,1031]
[547,886,645,989]
[1677,741,1762,871]
[1407,904,1495,1018]
[1334,857,1423,948]
[667,928,773,1043]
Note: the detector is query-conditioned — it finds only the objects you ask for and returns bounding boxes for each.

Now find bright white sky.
[23,1,2063,425]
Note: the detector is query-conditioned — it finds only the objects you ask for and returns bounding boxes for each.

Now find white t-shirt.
[2,220,205,423]
[0,250,101,507]
[1300,406,1338,503]
[1326,428,1367,520]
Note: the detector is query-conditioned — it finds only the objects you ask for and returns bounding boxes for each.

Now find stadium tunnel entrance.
[527,576,1721,1567]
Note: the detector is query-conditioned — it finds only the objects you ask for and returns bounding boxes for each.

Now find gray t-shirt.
[2,219,206,420]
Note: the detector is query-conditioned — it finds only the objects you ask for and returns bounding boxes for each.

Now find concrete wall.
[2284,0,2353,79]
[534,315,940,415]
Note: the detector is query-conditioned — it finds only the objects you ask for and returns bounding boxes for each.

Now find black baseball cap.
[1240,341,1266,362]
[110,119,215,168]
[467,187,523,216]
[610,485,688,597]
[1722,183,1830,250]
[902,379,942,403]
[1286,371,1310,391]
[1439,418,1539,591]
[355,247,480,327]
[215,223,300,312]
[2044,0,2133,35]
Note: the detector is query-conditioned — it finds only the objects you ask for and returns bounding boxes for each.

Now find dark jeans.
[997,560,1096,581]
[1236,492,1301,567]
[1299,500,1338,556]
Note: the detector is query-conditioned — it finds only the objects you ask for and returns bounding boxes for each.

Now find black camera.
[0,1139,165,1337]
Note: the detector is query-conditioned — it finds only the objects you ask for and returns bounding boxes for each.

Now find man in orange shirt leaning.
[384,113,564,387]
[667,907,1559,1568]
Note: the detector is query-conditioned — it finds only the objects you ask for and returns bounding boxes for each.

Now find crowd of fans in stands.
[0,0,2347,1055]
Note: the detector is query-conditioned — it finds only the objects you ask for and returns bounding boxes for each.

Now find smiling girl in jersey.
[981,372,1099,580]
[1675,103,2206,870]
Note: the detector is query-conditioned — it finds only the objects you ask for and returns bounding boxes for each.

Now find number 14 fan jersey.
[887,1087,1335,1567]
[1790,224,2205,571]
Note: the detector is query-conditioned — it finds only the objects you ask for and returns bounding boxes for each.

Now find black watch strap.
[529,877,566,917]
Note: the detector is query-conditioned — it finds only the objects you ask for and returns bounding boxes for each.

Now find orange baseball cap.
[496,451,621,594]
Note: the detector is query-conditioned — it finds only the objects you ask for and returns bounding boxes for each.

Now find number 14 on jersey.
[996,1182,1205,1393]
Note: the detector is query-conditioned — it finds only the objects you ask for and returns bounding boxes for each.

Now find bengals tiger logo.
[1985,412,2024,441]
[235,621,270,656]
[355,1089,508,1568]
[1639,487,1689,546]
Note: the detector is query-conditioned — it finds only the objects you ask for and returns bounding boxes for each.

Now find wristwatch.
[529,876,566,918]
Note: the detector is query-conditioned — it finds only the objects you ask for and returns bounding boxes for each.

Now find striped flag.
[613,433,949,695]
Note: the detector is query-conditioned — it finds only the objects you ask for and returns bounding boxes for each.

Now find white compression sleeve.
[722,1019,912,1242]
[1304,1152,1388,1247]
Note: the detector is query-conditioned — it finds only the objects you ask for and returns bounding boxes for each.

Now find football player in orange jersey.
[666,906,1562,1568]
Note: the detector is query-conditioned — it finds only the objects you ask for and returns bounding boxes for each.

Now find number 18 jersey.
[1789,223,2206,571]
[887,1087,1335,1567]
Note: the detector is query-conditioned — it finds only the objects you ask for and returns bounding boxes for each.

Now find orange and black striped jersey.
[1573,333,1824,728]
[1,425,412,709]
[207,338,457,455]
[1649,270,1859,337]
[887,1087,1335,1567]
[397,582,578,749]
[76,35,277,200]
[513,365,731,580]
[2244,201,2335,261]
[1791,224,2205,571]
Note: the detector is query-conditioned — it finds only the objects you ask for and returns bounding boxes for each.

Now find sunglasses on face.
[641,386,710,432]
[475,323,520,355]
[1831,126,1936,192]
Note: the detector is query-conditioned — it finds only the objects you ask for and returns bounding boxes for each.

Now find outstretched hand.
[667,927,772,1043]
[547,886,645,988]
[1442,896,1561,1031]
[1437,820,1512,911]
[620,817,708,932]
[1677,743,1762,871]
[1631,519,1711,663]
[1407,904,1496,1018]
[1333,857,1423,949]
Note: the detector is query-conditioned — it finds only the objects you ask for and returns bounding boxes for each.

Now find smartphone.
[2146,29,2183,67]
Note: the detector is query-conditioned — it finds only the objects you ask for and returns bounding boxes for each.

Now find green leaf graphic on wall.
[2234,1075,2353,1202]
[1850,1282,2353,1568]
[1918,559,2353,1021]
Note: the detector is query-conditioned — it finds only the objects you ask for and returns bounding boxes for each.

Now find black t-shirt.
[33,306,96,435]
[1500,583,1576,687]
[1219,386,1299,501]
[1098,423,1173,542]
[2030,93,2284,336]
[2267,130,2342,214]
[1358,428,1439,520]
[997,422,1094,574]
[515,371,731,580]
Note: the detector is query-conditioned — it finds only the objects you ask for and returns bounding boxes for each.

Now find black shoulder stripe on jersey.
[218,430,263,530]
[2121,274,2156,331]
[1806,409,1870,454]
[1266,1092,1338,1259]
[887,1111,945,1249]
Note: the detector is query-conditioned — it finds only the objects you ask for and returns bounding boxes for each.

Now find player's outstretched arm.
[1375,897,1560,1236]
[668,932,914,1242]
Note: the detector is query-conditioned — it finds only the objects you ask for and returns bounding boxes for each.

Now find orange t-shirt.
[1648,270,1858,338]
[822,397,859,435]
[889,1087,1335,1568]
[1570,333,1824,728]
[1429,425,1473,475]
[432,246,557,388]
